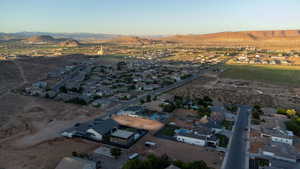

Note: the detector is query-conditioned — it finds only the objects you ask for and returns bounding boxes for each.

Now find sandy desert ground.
[170,73,300,111]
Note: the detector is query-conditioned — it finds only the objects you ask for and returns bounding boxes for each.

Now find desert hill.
[25,35,57,43]
[58,39,80,47]
[161,30,300,43]
[24,35,81,46]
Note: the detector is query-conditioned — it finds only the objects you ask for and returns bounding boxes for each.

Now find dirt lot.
[0,138,99,169]
[112,115,164,132]
[170,73,300,111]
[129,134,223,169]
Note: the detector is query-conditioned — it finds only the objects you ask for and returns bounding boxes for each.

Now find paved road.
[224,105,251,169]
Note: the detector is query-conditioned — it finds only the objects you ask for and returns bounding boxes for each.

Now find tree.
[216,134,229,148]
[253,105,261,110]
[186,161,208,169]
[59,86,67,93]
[226,105,238,113]
[277,108,286,115]
[203,96,212,103]
[122,154,211,169]
[252,111,261,120]
[197,106,212,118]
[110,147,122,159]
[146,95,151,102]
[286,109,297,117]
[123,159,143,169]
[66,97,87,105]
[72,151,78,157]
[285,118,300,136]
[161,103,176,113]
[252,105,263,120]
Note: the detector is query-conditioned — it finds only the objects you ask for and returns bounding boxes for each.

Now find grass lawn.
[220,64,300,86]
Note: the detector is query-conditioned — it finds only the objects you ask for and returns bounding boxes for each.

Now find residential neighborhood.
[23,59,203,108]
[10,53,300,169]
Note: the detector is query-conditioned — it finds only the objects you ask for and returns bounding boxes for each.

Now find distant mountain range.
[159,30,300,42]
[0,32,119,40]
[1,30,300,49]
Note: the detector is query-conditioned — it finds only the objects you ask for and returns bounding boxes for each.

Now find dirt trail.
[0,61,27,99]
[13,60,28,84]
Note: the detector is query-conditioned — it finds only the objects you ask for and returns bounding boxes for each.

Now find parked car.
[128,153,139,160]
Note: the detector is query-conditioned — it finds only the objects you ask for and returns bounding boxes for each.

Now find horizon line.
[1,28,300,37]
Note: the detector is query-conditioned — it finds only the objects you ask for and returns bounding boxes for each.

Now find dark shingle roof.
[91,119,119,135]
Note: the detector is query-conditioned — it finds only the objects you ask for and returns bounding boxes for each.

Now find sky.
[1,0,300,35]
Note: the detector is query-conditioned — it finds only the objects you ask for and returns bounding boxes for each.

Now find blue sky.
[1,0,300,35]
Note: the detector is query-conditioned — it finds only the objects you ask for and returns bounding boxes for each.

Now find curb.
[245,108,252,169]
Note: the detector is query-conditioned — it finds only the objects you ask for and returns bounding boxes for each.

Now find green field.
[220,64,300,86]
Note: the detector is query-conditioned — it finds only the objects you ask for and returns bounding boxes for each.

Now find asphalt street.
[224,105,251,169]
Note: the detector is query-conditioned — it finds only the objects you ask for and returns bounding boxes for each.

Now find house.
[175,125,220,147]
[201,120,223,133]
[55,157,97,169]
[62,119,119,141]
[281,60,290,65]
[261,128,293,145]
[117,61,127,70]
[165,164,181,169]
[110,129,136,145]
[117,106,145,117]
[32,81,47,89]
[86,119,119,141]
[269,60,276,64]
[46,91,57,98]
[143,85,154,91]
[91,99,111,108]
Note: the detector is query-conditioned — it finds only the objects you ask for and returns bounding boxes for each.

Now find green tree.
[226,105,238,113]
[161,103,176,113]
[186,161,209,169]
[252,105,263,120]
[146,95,151,102]
[285,120,300,136]
[123,159,143,169]
[59,86,67,93]
[203,96,212,104]
[110,147,122,159]
[122,154,212,169]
